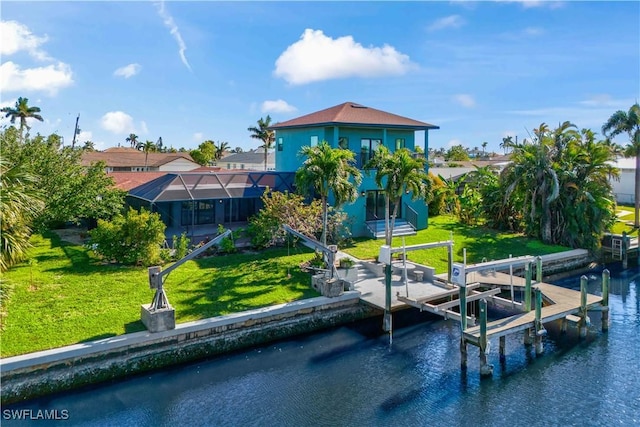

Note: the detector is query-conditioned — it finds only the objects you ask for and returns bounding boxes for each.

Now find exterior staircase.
[365,219,416,239]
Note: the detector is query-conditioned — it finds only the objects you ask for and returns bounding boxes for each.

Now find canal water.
[5,265,640,427]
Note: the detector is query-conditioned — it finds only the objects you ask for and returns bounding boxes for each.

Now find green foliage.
[444,144,470,161]
[0,157,45,271]
[217,225,237,254]
[172,232,190,259]
[364,146,431,244]
[295,140,362,246]
[248,189,323,248]
[457,185,482,225]
[1,97,43,141]
[88,207,166,266]
[248,116,275,171]
[500,123,618,249]
[190,140,216,166]
[0,128,125,230]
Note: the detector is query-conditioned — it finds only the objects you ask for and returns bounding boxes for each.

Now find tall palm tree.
[503,123,560,243]
[482,141,488,156]
[126,133,139,148]
[248,116,275,171]
[1,97,44,142]
[0,158,45,271]
[602,103,640,228]
[295,141,362,247]
[365,146,430,245]
[139,140,157,170]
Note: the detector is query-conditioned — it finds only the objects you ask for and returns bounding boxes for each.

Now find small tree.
[89,208,166,266]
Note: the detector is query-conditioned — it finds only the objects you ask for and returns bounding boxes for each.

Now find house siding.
[275,124,431,237]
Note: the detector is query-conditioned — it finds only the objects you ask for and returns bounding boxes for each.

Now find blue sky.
[1,1,638,153]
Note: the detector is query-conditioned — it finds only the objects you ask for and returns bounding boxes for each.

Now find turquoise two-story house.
[270,102,439,238]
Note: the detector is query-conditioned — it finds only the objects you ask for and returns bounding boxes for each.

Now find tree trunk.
[321,195,328,247]
[264,148,267,171]
[385,196,391,246]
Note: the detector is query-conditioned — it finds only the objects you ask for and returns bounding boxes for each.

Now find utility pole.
[71,114,80,149]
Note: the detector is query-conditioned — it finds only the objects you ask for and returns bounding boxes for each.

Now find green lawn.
[0,232,317,357]
[0,216,581,357]
[342,215,569,274]
[611,204,638,235]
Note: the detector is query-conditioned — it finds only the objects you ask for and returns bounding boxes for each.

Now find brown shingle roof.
[108,172,169,191]
[270,102,439,130]
[81,151,196,168]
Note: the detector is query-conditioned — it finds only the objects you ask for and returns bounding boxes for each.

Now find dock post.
[622,231,628,269]
[523,263,533,345]
[459,285,467,332]
[499,336,506,362]
[460,338,468,369]
[579,275,589,338]
[536,256,542,283]
[534,287,546,355]
[601,269,610,331]
[447,235,453,283]
[383,264,392,334]
[479,299,493,377]
[525,263,532,311]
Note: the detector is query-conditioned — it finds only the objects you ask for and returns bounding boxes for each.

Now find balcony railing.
[404,203,418,231]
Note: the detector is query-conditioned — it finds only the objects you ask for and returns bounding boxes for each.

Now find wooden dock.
[462,281,602,345]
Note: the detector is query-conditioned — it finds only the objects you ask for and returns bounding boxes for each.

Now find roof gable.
[270,102,439,130]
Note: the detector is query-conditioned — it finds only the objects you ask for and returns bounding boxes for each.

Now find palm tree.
[482,141,488,156]
[364,146,430,245]
[214,141,230,161]
[82,141,96,151]
[248,116,275,171]
[295,141,362,247]
[140,140,157,170]
[1,97,44,142]
[503,123,560,243]
[602,103,640,228]
[126,133,139,148]
[0,158,45,271]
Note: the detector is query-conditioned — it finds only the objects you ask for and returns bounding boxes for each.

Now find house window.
[310,136,318,147]
[338,137,349,149]
[240,164,245,169]
[395,138,405,150]
[233,163,237,169]
[227,163,231,169]
[360,138,381,167]
[277,137,283,151]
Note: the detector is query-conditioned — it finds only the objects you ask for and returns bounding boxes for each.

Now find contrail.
[154,1,192,71]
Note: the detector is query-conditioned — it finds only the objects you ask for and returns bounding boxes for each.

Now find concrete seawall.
[1,292,376,405]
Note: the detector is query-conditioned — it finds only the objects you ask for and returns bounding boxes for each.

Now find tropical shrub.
[88,207,166,265]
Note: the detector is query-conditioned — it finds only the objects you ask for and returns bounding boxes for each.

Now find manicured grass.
[611,205,638,235]
[342,215,569,274]
[0,232,317,357]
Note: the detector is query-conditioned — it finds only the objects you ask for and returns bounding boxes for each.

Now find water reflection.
[4,267,639,427]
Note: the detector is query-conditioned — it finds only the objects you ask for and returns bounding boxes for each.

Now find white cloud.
[0,98,17,109]
[261,99,297,114]
[274,29,413,85]
[139,121,149,135]
[100,111,135,134]
[522,27,544,37]
[0,20,51,61]
[447,138,463,147]
[113,63,141,79]
[427,15,465,32]
[154,1,191,71]
[0,61,73,96]
[193,132,204,142]
[496,1,564,9]
[75,130,93,143]
[453,94,476,108]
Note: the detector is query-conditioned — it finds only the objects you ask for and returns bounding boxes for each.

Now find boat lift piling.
[602,269,610,331]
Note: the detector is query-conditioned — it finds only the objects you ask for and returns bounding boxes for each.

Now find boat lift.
[142,229,232,332]
[282,225,338,279]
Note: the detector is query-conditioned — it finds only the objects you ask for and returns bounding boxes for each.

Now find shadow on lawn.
[172,248,318,319]
[42,231,141,275]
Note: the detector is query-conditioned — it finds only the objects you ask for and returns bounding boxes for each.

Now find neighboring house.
[270,101,439,238]
[221,149,275,171]
[609,157,637,205]
[81,147,200,172]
